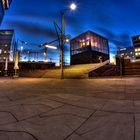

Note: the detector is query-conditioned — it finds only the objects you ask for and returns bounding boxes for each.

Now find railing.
[87,60,110,73]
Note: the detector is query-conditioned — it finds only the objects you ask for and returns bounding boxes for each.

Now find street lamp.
[70,3,77,10]
[43,44,57,62]
[60,3,77,79]
[45,45,57,50]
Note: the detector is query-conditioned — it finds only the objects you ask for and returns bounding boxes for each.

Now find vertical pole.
[14,51,19,77]
[28,51,30,62]
[37,52,38,62]
[44,47,47,62]
[119,47,122,77]
[60,11,65,79]
[4,58,8,76]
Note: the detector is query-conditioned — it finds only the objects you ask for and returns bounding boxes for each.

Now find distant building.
[117,47,135,60]
[0,0,12,25]
[132,35,140,59]
[0,30,16,62]
[70,31,109,65]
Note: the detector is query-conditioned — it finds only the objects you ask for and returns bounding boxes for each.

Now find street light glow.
[45,45,57,49]
[21,46,23,51]
[70,3,77,10]
[66,38,70,43]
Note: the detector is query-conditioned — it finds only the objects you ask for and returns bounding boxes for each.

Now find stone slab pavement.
[0,77,139,140]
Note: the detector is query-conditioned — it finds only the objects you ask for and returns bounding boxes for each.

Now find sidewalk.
[0,78,139,140]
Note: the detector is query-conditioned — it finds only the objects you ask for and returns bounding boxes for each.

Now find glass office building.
[132,35,140,59]
[70,31,109,65]
[0,30,15,62]
[117,47,135,60]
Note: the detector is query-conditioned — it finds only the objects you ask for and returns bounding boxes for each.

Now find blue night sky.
[1,0,140,63]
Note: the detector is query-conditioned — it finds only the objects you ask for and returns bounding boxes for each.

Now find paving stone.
[0,78,139,140]
[48,95,107,110]
[102,99,134,113]
[40,104,93,119]
[0,132,35,140]
[135,114,140,140]
[67,133,87,140]
[20,115,85,140]
[0,112,16,125]
[77,111,134,140]
[71,97,107,110]
[49,93,84,101]
[0,104,52,121]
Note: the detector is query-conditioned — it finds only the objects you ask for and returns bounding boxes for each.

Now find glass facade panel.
[70,31,109,56]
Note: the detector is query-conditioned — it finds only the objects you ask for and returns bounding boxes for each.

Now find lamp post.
[118,47,123,77]
[13,51,19,78]
[60,3,77,79]
[4,57,8,76]
[60,10,65,79]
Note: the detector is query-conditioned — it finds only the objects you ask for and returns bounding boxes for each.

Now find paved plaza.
[0,77,140,140]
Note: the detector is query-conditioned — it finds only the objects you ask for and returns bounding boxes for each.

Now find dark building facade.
[117,47,135,60]
[70,31,109,65]
[0,30,15,62]
[132,35,140,59]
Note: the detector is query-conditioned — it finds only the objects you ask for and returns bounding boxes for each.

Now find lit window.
[135,49,138,52]
[4,51,7,53]
[138,48,140,51]
[93,42,98,47]
[86,41,90,46]
[0,49,2,54]
[136,53,138,56]
[82,42,86,46]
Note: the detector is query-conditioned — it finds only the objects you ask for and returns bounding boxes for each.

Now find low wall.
[0,62,55,76]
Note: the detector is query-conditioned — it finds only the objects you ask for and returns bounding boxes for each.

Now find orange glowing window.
[91,40,98,47]
[94,42,98,47]
[86,41,90,46]
[82,42,86,46]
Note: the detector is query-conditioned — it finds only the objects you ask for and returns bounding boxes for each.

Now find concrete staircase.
[88,63,120,78]
[124,62,140,76]
[20,63,105,79]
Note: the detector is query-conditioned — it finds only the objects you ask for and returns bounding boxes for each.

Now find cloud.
[5,19,57,40]
[95,27,131,48]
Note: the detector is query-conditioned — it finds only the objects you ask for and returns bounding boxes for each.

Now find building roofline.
[132,35,140,38]
[71,30,108,41]
[0,29,14,32]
